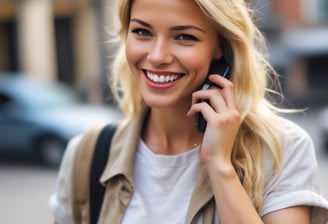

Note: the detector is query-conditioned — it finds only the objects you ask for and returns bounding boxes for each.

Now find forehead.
[129,0,216,31]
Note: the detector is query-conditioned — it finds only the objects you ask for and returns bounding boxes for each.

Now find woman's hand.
[187,74,241,167]
[188,74,264,224]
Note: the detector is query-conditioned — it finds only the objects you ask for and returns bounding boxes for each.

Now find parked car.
[0,74,123,167]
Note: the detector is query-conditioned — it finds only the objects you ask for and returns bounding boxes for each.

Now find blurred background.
[0,0,327,223]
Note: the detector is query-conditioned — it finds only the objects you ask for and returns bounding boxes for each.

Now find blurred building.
[0,0,327,105]
[252,0,328,105]
[0,0,115,104]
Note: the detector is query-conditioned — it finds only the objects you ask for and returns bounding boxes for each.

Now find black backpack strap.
[89,124,117,224]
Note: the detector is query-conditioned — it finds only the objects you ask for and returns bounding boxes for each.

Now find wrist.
[205,159,237,180]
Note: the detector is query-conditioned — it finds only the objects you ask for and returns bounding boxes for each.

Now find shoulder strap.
[89,124,117,224]
[72,126,103,222]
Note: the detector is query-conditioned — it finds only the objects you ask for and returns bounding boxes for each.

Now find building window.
[54,17,75,86]
[0,20,19,72]
[308,54,328,88]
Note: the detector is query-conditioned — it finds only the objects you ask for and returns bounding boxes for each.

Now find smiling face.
[126,0,222,109]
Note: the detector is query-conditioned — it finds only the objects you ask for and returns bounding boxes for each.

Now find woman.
[50,0,328,223]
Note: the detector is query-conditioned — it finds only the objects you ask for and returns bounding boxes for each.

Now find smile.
[145,70,182,83]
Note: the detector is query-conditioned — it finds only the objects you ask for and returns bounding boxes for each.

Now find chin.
[143,100,169,109]
[142,95,174,109]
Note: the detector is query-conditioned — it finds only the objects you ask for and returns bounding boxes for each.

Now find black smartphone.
[196,44,233,132]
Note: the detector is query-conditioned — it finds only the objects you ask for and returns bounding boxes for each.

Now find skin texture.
[126,0,311,223]
[126,0,222,153]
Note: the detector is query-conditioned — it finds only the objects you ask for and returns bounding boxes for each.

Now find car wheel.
[37,136,66,167]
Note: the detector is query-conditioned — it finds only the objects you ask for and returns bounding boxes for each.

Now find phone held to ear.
[196,61,231,132]
[196,44,233,133]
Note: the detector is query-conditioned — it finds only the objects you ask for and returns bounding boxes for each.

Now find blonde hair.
[110,0,284,212]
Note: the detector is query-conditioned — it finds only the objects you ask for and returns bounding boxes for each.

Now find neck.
[142,107,203,155]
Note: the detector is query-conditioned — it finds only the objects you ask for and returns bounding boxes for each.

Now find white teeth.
[159,75,165,82]
[146,71,180,83]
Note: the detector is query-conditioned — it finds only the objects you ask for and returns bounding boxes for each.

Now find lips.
[145,70,183,83]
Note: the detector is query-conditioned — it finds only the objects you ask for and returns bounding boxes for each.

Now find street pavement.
[0,106,327,224]
[0,163,57,224]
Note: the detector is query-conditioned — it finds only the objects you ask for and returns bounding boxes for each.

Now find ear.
[213,47,223,60]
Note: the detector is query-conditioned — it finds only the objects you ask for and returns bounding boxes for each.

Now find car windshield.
[17,82,82,109]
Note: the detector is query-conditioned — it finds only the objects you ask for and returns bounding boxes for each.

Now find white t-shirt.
[49,119,328,224]
[121,140,207,224]
[49,138,218,224]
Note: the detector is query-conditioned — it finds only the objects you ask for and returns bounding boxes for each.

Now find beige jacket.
[71,107,216,224]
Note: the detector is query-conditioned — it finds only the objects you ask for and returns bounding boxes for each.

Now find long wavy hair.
[109,0,285,212]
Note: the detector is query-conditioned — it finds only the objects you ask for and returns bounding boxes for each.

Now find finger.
[207,88,228,113]
[191,88,228,113]
[187,101,213,118]
[208,75,236,109]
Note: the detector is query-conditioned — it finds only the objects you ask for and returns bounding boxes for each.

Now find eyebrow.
[130,18,206,33]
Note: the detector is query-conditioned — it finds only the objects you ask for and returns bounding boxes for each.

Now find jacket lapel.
[185,164,215,223]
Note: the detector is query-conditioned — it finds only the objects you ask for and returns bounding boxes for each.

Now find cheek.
[125,36,144,68]
[178,49,213,77]
[125,41,136,67]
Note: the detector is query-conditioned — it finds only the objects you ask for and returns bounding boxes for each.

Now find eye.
[131,28,152,37]
[176,34,199,41]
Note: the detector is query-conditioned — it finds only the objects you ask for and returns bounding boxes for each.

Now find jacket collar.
[186,165,214,223]
[100,106,149,186]
[100,106,214,220]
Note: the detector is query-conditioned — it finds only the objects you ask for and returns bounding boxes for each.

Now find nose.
[147,38,173,66]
